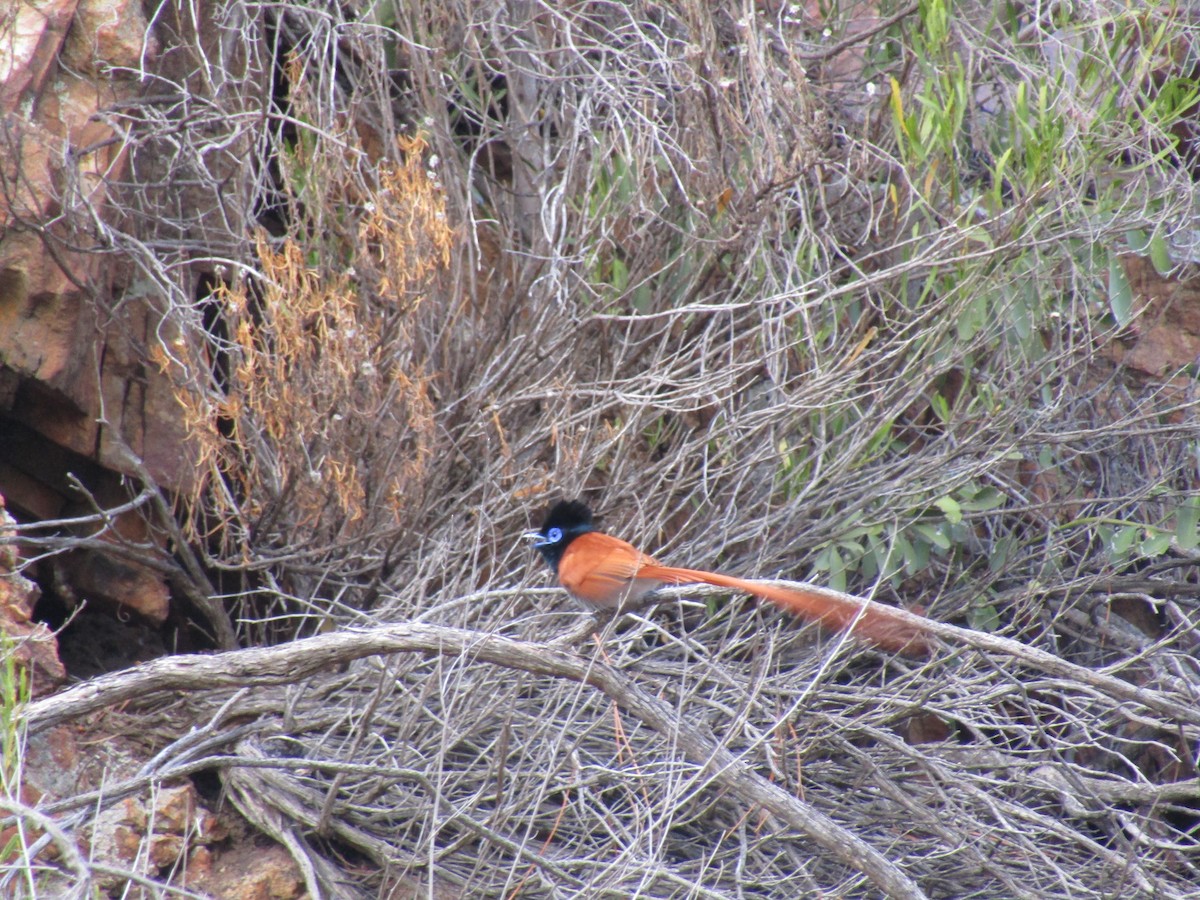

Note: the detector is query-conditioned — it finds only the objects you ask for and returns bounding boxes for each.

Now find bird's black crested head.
[541,499,594,533]
[530,499,596,569]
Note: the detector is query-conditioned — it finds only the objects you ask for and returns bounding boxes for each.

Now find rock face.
[0,495,64,691]
[1,0,189,645]
[1,0,192,492]
[1119,255,1200,377]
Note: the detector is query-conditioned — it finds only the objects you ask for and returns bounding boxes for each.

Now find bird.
[526,499,929,655]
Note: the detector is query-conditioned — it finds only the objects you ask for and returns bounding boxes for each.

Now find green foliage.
[0,633,29,872]
[1126,227,1175,276]
[0,632,28,795]
[1096,491,1200,566]
[773,1,1200,611]
[577,151,719,312]
[808,479,1005,598]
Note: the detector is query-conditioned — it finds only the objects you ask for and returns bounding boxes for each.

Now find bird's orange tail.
[638,565,930,656]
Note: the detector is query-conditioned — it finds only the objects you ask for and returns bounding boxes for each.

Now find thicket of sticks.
[7,2,1200,897]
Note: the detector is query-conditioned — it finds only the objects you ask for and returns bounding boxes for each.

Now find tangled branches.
[7,0,1200,898]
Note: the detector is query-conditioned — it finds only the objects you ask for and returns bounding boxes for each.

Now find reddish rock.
[0,495,66,689]
[64,548,171,625]
[0,0,193,495]
[23,723,81,798]
[1120,255,1200,376]
[0,0,78,110]
[86,782,226,888]
[187,844,214,879]
[0,0,185,635]
[188,840,306,900]
[61,0,158,75]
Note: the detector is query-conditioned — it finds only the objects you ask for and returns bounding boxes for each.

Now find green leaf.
[959,486,1006,512]
[1149,233,1173,276]
[1009,282,1035,341]
[826,545,847,592]
[838,538,865,558]
[968,600,1002,632]
[889,77,909,138]
[957,290,988,341]
[610,256,629,293]
[1107,249,1134,326]
[903,535,929,575]
[930,392,950,422]
[934,495,963,524]
[872,535,896,582]
[865,421,897,456]
[1140,530,1173,558]
[860,546,879,581]
[914,522,952,551]
[990,146,1013,204]
[988,535,1014,574]
[1110,524,1138,557]
[1175,496,1200,551]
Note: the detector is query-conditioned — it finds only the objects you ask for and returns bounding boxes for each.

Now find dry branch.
[24,583,1200,898]
[10,1,1200,897]
[25,612,927,898]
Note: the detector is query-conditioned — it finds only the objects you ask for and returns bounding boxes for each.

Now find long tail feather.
[638,565,930,655]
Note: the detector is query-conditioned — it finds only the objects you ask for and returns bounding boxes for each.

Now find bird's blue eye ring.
[536,527,563,547]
